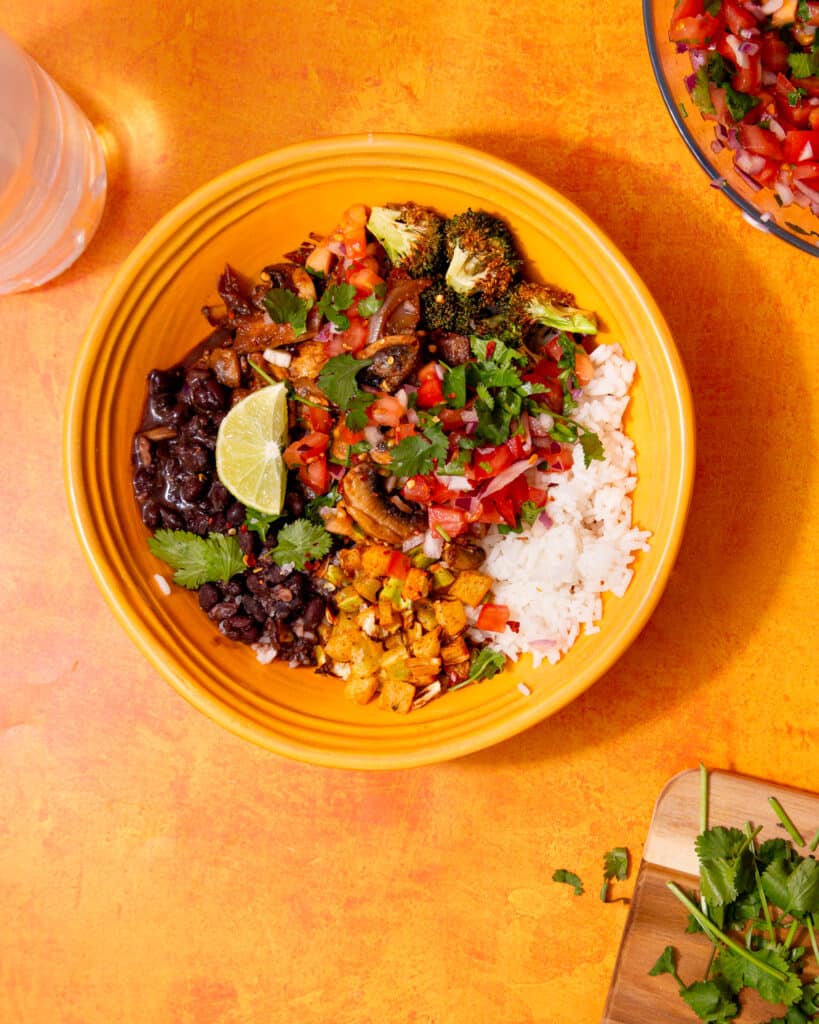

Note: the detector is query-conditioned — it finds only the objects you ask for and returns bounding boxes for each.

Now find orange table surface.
[1,4,817,1023]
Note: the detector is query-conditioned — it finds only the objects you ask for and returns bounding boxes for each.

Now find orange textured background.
[1,3,817,1023]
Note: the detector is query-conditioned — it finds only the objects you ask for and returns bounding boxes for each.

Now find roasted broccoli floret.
[443,209,520,302]
[509,282,598,336]
[420,277,497,334]
[366,202,445,277]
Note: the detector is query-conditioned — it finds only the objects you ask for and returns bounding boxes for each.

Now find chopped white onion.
[263,347,292,368]
[735,148,766,176]
[481,455,538,499]
[402,533,425,552]
[798,141,815,161]
[766,117,786,141]
[363,425,382,447]
[394,388,409,409]
[423,530,443,559]
[761,0,784,13]
[775,180,795,205]
[794,178,819,205]
[725,34,749,69]
[434,474,474,492]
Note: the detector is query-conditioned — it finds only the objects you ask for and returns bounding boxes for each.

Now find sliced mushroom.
[288,340,330,380]
[341,463,427,546]
[442,541,485,571]
[358,334,420,394]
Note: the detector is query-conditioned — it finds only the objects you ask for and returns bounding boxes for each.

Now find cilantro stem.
[809,827,819,853]
[806,915,819,965]
[248,358,277,387]
[699,763,709,835]
[745,822,776,944]
[768,796,805,847]
[666,882,789,983]
[784,918,799,951]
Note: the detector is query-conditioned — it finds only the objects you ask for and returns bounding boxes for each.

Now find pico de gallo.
[133,200,607,713]
[671,0,819,212]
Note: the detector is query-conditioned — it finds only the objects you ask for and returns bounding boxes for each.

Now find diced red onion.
[794,179,819,205]
[464,419,477,435]
[726,34,749,69]
[423,530,443,559]
[406,408,419,425]
[739,27,759,40]
[684,73,697,94]
[480,456,537,499]
[402,533,425,552]
[734,165,763,191]
[434,474,473,492]
[689,49,707,71]
[735,148,766,176]
[775,180,794,205]
[711,139,725,154]
[738,40,759,56]
[461,409,479,424]
[538,510,553,529]
[675,41,688,53]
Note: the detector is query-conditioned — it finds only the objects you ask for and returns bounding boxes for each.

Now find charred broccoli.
[509,282,597,336]
[366,202,445,277]
[419,278,476,334]
[443,209,520,302]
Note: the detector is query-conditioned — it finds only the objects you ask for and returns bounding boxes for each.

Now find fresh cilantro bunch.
[650,768,819,1023]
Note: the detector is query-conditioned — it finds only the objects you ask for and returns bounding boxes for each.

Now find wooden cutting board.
[603,769,819,1024]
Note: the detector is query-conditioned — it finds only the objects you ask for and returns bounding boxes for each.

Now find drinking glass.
[0,29,107,294]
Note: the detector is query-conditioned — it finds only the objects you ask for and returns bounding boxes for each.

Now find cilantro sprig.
[268,519,332,571]
[389,413,449,477]
[148,529,245,589]
[317,282,357,329]
[261,287,312,335]
[317,353,373,411]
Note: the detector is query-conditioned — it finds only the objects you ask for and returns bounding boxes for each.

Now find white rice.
[471,343,651,668]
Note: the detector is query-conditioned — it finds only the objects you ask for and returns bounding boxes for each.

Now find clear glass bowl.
[643,0,819,256]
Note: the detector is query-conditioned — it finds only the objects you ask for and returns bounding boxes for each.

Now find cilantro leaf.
[680,978,738,1022]
[269,519,332,571]
[649,946,680,979]
[467,647,506,682]
[705,52,732,86]
[578,430,605,468]
[318,353,373,410]
[443,363,467,408]
[148,529,245,589]
[799,0,811,18]
[705,0,722,12]
[601,846,630,901]
[692,68,717,115]
[261,287,312,335]
[716,948,803,1007]
[345,390,376,430]
[519,499,546,527]
[788,52,819,79]
[244,507,282,542]
[552,869,584,896]
[390,432,444,477]
[789,87,809,107]
[357,283,386,318]
[317,282,356,329]
[724,84,760,123]
[304,485,340,526]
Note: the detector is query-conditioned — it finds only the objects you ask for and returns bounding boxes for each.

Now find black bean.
[198,583,220,612]
[141,499,162,530]
[242,595,267,623]
[148,367,183,395]
[160,506,186,530]
[226,501,246,526]
[179,474,207,503]
[208,600,240,622]
[178,444,210,474]
[189,376,228,413]
[284,490,305,518]
[220,615,261,644]
[207,481,231,511]
[303,595,325,631]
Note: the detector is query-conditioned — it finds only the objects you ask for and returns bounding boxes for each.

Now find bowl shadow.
[449,130,813,770]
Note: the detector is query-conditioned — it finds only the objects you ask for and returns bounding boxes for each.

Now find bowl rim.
[642,0,819,258]
[63,131,696,768]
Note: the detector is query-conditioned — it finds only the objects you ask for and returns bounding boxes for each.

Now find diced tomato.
[284,431,330,468]
[340,316,369,353]
[386,550,411,580]
[368,395,405,428]
[574,350,594,386]
[732,54,762,96]
[538,443,574,472]
[436,407,466,431]
[306,404,333,433]
[783,130,819,163]
[402,474,433,504]
[792,161,819,179]
[299,454,329,494]
[722,0,756,34]
[393,422,417,442]
[739,123,785,161]
[760,33,791,73]
[476,603,510,632]
[416,375,445,409]
[340,204,368,261]
[669,14,721,46]
[347,262,384,294]
[428,505,469,539]
[469,445,514,482]
[417,361,443,383]
[527,486,549,508]
[671,0,705,22]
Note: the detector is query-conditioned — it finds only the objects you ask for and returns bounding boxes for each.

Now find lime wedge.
[215,382,288,515]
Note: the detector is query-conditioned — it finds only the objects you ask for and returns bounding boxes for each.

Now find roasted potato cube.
[415,600,438,632]
[448,570,494,608]
[344,674,379,705]
[353,573,382,603]
[338,547,362,575]
[351,635,383,677]
[441,636,470,666]
[324,614,361,662]
[433,599,468,638]
[380,648,410,681]
[361,545,394,578]
[407,656,442,685]
[412,627,441,660]
[378,678,416,714]
[378,597,398,630]
[402,567,431,602]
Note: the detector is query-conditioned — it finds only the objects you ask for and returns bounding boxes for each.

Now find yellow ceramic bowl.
[64,134,694,769]
[644,0,819,256]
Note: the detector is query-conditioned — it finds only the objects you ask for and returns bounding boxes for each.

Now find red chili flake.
[239,523,248,533]
[508,620,520,633]
[242,554,257,568]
